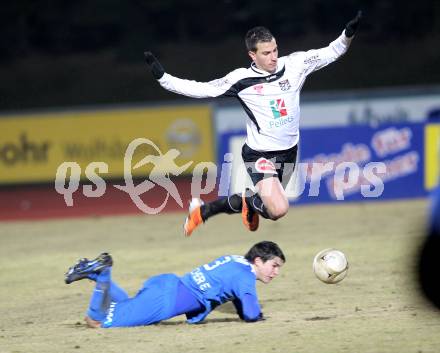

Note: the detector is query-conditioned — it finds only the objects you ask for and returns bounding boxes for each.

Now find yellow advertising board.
[0,105,214,184]
[425,123,440,190]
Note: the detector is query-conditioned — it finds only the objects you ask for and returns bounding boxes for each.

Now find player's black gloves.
[344,10,362,38]
[144,51,165,80]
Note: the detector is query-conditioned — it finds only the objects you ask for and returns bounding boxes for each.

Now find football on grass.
[313,249,348,284]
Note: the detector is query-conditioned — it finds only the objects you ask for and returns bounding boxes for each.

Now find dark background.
[1,0,439,112]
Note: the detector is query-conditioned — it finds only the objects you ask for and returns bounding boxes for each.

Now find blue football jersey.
[180,255,260,323]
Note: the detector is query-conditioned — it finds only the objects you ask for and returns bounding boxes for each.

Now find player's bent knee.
[266,201,289,220]
[269,208,288,220]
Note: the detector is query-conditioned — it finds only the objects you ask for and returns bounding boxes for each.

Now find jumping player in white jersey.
[144,12,362,236]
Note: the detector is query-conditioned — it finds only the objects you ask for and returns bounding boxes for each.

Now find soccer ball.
[313,249,348,284]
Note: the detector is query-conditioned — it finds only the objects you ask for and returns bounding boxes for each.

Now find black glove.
[345,10,362,38]
[144,51,165,80]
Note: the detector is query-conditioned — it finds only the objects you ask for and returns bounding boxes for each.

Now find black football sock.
[200,194,242,221]
[246,193,271,219]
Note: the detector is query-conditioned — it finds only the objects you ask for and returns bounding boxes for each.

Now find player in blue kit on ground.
[65,241,285,328]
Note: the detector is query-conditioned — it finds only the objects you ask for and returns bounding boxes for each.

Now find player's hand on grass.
[144,51,165,79]
[257,312,266,321]
[345,10,362,38]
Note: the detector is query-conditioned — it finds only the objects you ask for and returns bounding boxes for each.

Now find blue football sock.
[87,268,112,321]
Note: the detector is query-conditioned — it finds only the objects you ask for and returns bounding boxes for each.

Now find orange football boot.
[183,198,204,237]
[241,195,259,231]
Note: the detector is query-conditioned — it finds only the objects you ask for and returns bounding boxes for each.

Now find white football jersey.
[158,31,352,152]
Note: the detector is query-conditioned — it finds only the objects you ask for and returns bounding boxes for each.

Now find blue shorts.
[102,274,180,328]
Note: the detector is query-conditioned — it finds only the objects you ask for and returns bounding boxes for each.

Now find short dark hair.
[244,241,285,263]
[245,26,274,52]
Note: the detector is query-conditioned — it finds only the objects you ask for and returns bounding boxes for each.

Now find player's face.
[248,39,278,73]
[254,256,284,283]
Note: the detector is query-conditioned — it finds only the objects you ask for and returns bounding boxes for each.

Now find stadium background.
[1,0,439,219]
[1,1,440,352]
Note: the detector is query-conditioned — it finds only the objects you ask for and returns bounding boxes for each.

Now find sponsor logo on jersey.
[255,158,277,174]
[278,79,291,91]
[210,78,229,87]
[253,84,264,94]
[304,54,319,64]
[269,99,288,119]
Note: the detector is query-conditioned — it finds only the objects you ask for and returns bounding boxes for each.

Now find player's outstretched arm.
[143,51,239,99]
[344,10,363,38]
[144,51,165,80]
[232,296,265,322]
[295,10,362,75]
